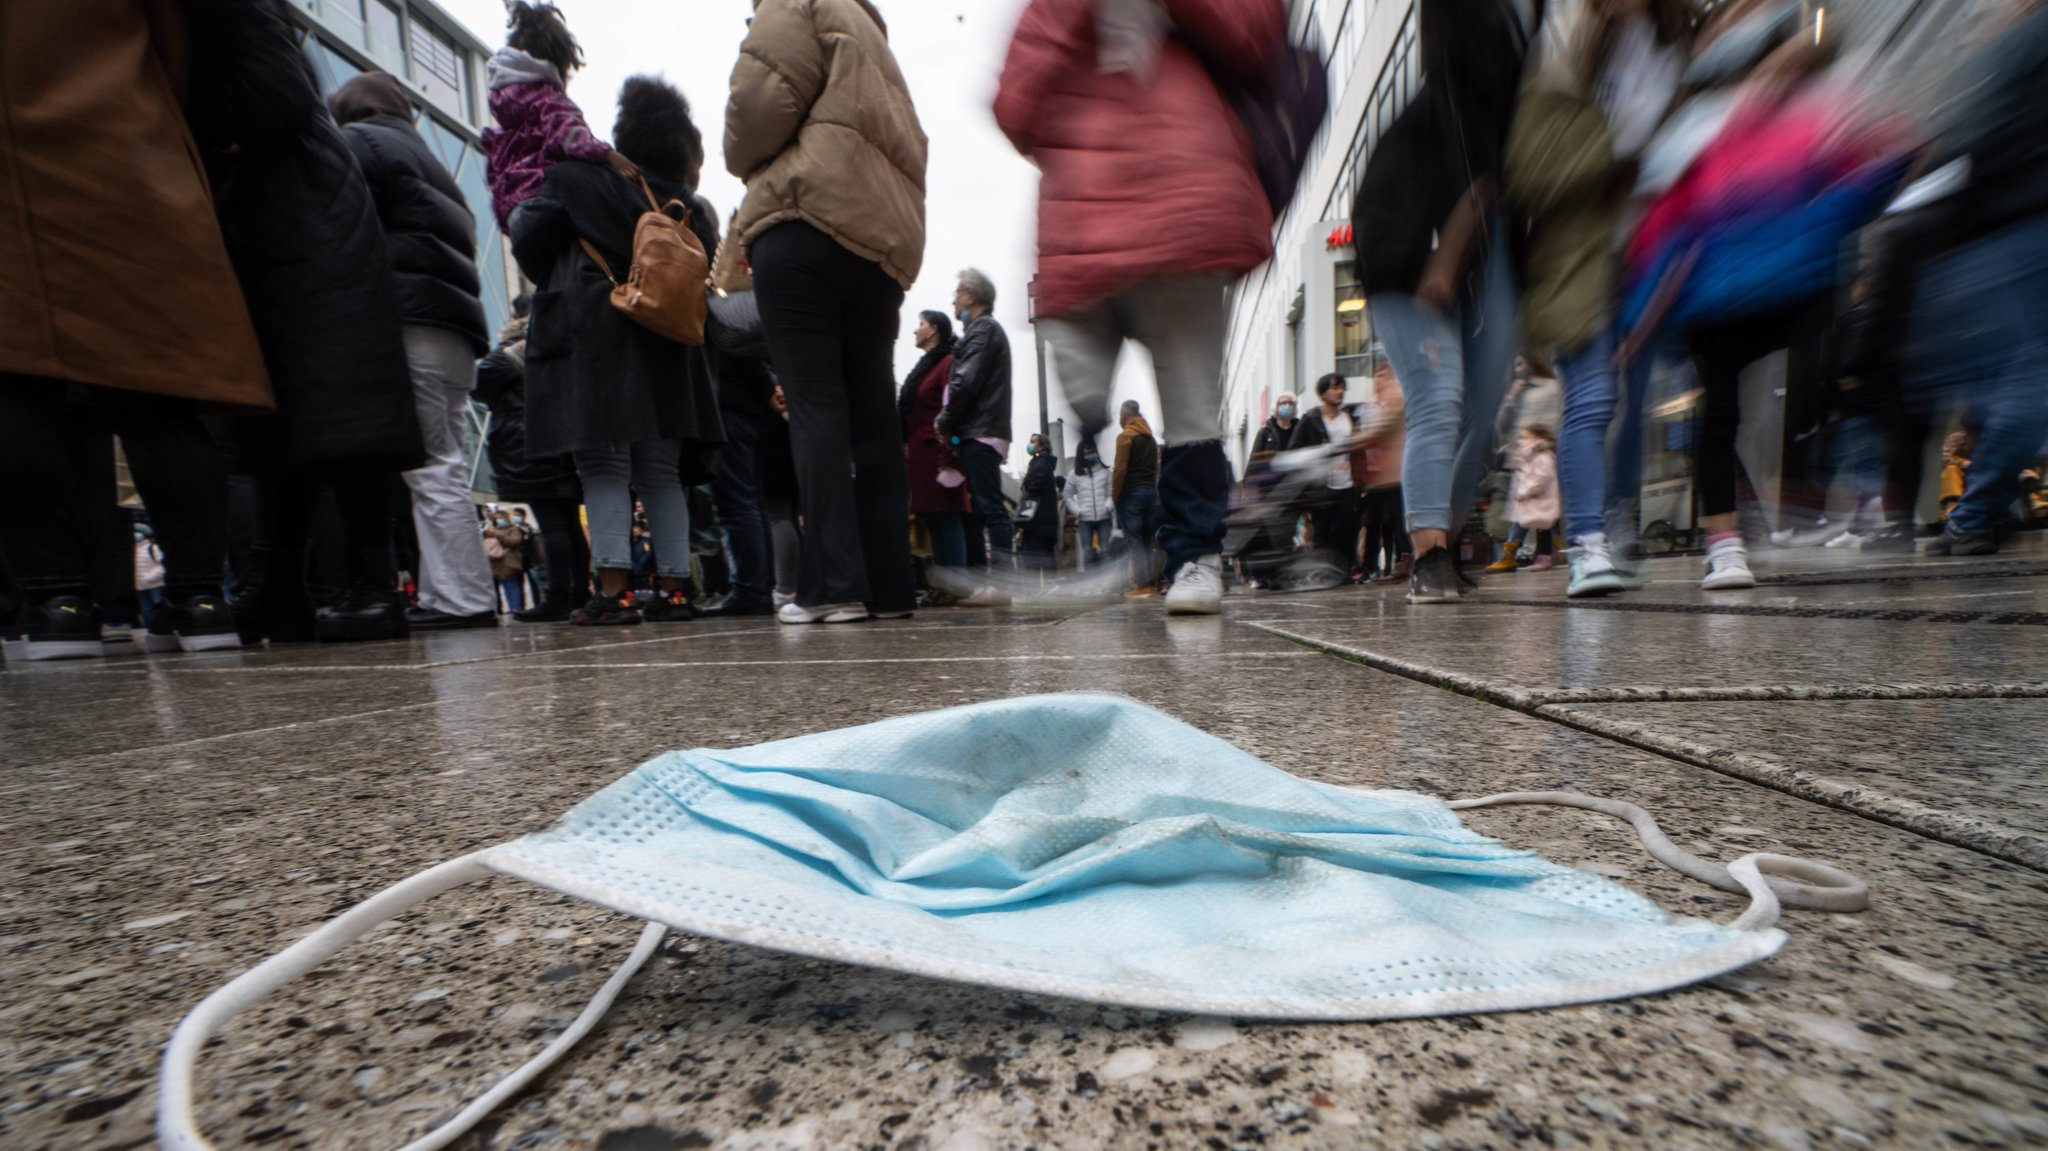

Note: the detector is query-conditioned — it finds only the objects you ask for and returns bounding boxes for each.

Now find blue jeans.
[1906,213,2048,536]
[1157,440,1231,578]
[1555,329,1617,542]
[962,439,1013,567]
[1077,518,1113,565]
[1116,488,1162,585]
[1369,229,1518,535]
[497,574,525,611]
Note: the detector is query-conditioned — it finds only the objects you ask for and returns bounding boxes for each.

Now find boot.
[1485,540,1521,573]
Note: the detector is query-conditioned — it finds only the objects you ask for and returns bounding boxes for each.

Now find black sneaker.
[144,594,243,653]
[7,595,103,661]
[404,606,499,630]
[512,599,574,623]
[641,589,698,622]
[317,588,409,642]
[1929,524,1997,556]
[570,592,642,627]
[1406,546,1462,604]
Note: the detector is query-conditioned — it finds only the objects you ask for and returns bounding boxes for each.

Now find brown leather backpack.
[578,175,708,346]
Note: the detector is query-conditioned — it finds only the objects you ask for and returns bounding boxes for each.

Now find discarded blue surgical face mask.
[161,694,1865,1151]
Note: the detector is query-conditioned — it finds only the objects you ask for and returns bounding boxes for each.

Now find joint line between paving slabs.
[1243,621,2048,874]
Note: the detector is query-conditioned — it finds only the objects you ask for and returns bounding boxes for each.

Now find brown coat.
[721,0,928,290]
[0,0,271,407]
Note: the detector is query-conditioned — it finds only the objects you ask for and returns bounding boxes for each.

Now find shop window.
[1333,264,1369,380]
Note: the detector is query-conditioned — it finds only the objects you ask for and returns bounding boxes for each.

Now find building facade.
[1220,0,1417,474]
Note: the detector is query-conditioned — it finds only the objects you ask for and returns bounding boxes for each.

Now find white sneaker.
[1700,539,1757,590]
[1164,555,1224,616]
[958,585,1004,607]
[776,601,867,625]
[1823,530,1874,549]
[772,590,796,610]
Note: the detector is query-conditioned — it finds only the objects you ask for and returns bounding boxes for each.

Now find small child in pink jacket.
[482,1,639,230]
[1509,425,1560,570]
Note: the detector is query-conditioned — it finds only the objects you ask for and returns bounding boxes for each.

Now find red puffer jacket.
[994,0,1284,319]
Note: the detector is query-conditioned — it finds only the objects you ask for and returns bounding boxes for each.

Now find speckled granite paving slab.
[8,640,2047,1151]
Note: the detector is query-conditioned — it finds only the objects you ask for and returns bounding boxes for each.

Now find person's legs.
[836,256,914,613]
[766,495,801,601]
[1128,276,1232,578]
[497,574,524,611]
[102,389,230,603]
[927,512,968,570]
[711,406,772,603]
[526,496,586,606]
[1556,331,1619,543]
[1369,292,1464,542]
[1040,301,1124,440]
[629,439,693,585]
[575,446,637,594]
[1928,217,2048,541]
[0,376,95,602]
[961,440,1013,573]
[1447,239,1520,543]
[398,325,495,616]
[753,222,871,609]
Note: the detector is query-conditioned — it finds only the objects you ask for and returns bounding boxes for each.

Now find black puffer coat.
[510,161,725,461]
[186,0,421,473]
[473,342,582,502]
[341,113,489,354]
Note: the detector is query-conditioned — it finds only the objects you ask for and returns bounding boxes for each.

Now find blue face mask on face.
[161,695,1864,1150]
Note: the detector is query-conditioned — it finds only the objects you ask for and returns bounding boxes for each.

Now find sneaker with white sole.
[1164,555,1223,615]
[1700,538,1757,590]
[7,595,105,661]
[777,601,868,625]
[773,590,797,610]
[1565,534,1626,598]
[1822,529,1874,549]
[144,594,243,653]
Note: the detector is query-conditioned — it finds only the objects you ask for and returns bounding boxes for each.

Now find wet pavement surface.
[4,539,2046,1150]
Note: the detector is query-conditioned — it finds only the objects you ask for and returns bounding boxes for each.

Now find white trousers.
[400,324,497,616]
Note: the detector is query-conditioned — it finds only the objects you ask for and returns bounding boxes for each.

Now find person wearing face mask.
[1064,438,1117,566]
[934,269,1016,584]
[1017,433,1064,570]
[1252,394,1299,462]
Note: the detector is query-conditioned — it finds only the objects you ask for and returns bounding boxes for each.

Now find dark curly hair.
[613,75,703,186]
[505,1,583,77]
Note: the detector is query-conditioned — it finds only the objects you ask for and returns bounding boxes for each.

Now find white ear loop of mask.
[158,793,1868,1149]
[1446,791,1870,932]
[156,852,667,1151]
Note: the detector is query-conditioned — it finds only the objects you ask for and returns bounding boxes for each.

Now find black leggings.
[525,495,591,606]
[0,374,227,604]
[1360,486,1410,572]
[750,221,914,611]
[1689,294,1833,519]
[1309,489,1361,569]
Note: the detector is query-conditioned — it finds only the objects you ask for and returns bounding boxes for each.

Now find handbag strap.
[578,237,619,285]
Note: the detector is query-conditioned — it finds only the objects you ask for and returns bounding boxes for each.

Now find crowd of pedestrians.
[3,0,2044,659]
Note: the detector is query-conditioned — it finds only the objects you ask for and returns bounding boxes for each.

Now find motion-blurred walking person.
[996,0,1289,616]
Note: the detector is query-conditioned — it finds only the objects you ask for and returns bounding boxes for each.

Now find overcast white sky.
[439,0,1142,471]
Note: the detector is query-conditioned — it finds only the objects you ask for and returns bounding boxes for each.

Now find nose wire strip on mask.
[159,792,1868,1150]
[156,851,670,1151]
[1445,792,1872,929]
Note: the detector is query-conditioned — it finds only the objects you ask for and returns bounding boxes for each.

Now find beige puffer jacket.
[722,0,928,290]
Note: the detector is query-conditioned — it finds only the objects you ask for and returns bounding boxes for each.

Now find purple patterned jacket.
[482,48,613,230]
